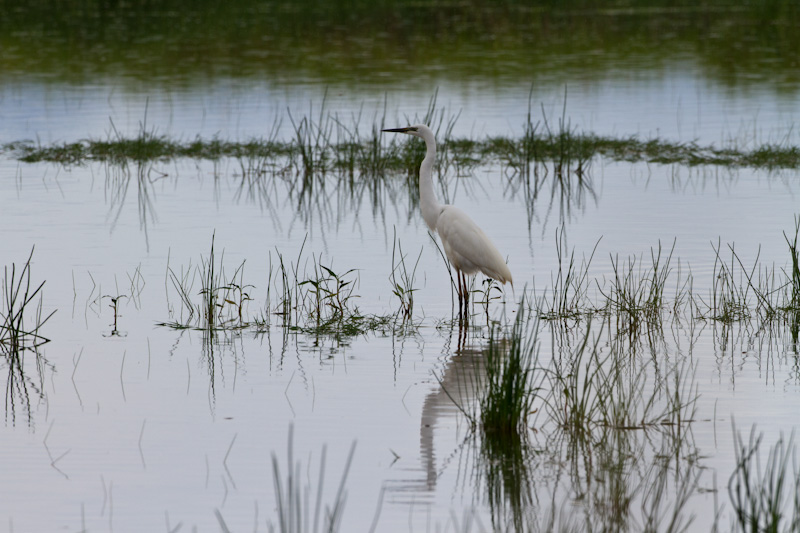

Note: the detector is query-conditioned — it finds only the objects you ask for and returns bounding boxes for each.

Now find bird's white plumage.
[382,123,513,288]
[437,205,512,283]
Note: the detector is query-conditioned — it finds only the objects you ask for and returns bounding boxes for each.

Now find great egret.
[383,124,512,315]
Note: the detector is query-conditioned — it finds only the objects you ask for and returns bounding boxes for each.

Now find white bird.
[383,124,512,315]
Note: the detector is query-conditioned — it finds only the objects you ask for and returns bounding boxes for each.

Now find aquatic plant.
[160,234,252,331]
[728,424,800,532]
[480,304,539,438]
[0,248,54,426]
[389,228,421,322]
[0,248,54,352]
[598,240,679,337]
[12,99,800,175]
[536,227,598,321]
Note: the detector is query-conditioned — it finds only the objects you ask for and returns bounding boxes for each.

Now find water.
[2,4,800,531]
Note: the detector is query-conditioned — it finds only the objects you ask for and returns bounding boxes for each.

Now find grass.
[537,228,598,321]
[159,234,401,343]
[425,221,800,531]
[10,116,800,173]
[436,294,703,531]
[1,248,54,352]
[159,234,252,332]
[389,228,422,323]
[151,215,800,348]
[7,222,800,527]
[538,322,696,436]
[479,304,540,438]
[728,424,800,532]
[7,88,800,177]
[598,240,681,339]
[0,249,55,425]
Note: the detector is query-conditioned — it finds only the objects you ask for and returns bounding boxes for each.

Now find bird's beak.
[382,126,417,133]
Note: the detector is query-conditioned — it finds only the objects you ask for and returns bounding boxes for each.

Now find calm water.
[2,5,800,531]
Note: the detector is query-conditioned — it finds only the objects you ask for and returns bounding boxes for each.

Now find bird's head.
[382,124,431,140]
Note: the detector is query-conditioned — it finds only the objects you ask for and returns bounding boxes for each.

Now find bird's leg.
[459,271,469,324]
[458,271,464,319]
[456,271,462,318]
[455,270,464,320]
[462,272,470,317]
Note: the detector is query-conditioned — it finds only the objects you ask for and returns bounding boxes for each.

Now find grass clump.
[433,301,540,441]
[292,257,393,339]
[537,228,598,321]
[480,304,540,438]
[1,248,54,352]
[160,234,252,332]
[0,248,55,425]
[541,322,697,436]
[598,240,680,337]
[389,228,421,323]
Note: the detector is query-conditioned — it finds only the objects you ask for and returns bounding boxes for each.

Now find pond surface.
[2,3,800,531]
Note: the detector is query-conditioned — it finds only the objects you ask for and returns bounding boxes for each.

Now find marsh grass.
[12,97,800,175]
[598,240,680,337]
[480,305,540,438]
[1,249,54,425]
[160,234,252,331]
[519,317,700,532]
[728,424,800,532]
[389,229,421,322]
[782,216,800,312]
[1,248,54,352]
[159,234,399,342]
[698,222,800,325]
[288,95,333,179]
[537,228,598,321]
[293,256,392,339]
[434,302,539,439]
[440,295,702,531]
[540,321,697,438]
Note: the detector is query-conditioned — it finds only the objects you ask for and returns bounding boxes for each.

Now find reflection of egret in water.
[386,324,535,529]
[380,326,486,506]
[420,336,485,491]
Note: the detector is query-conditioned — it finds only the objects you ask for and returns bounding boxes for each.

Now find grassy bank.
[1,1,799,85]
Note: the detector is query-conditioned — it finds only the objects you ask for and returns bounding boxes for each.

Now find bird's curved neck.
[419,133,442,232]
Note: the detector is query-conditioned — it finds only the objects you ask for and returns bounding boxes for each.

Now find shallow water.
[3,4,800,531]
